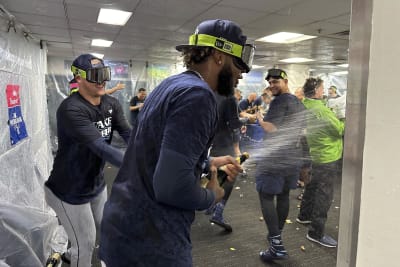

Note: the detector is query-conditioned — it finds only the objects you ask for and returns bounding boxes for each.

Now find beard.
[271,87,282,96]
[216,62,234,96]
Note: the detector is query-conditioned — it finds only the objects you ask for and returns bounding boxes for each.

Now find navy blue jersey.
[256,93,306,194]
[45,93,131,204]
[238,98,254,112]
[99,71,218,267]
[255,93,306,189]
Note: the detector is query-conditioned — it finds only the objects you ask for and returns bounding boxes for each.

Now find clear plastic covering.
[327,93,347,119]
[0,16,60,266]
[46,57,187,152]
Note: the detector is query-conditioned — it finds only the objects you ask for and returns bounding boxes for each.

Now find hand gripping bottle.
[218,152,249,185]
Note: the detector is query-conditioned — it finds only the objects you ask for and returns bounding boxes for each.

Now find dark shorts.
[255,167,300,194]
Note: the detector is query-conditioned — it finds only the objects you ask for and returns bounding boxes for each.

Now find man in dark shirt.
[99,19,254,267]
[255,68,306,262]
[206,92,244,232]
[44,54,131,267]
[129,87,146,127]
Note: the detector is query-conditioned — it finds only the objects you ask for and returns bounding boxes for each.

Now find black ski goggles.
[265,68,288,81]
[71,65,111,84]
[232,44,255,73]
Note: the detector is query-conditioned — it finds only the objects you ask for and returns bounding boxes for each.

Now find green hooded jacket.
[303,98,345,164]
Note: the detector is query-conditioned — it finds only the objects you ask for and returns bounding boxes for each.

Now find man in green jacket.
[296,77,345,248]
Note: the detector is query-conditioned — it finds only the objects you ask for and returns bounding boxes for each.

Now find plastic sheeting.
[0,16,60,266]
[46,57,185,152]
[327,93,347,119]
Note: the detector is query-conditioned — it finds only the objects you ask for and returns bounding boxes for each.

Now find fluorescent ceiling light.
[337,63,349,68]
[279,57,315,63]
[331,71,348,75]
[91,53,104,59]
[91,39,113,47]
[251,65,264,69]
[97,8,132,26]
[256,32,317,44]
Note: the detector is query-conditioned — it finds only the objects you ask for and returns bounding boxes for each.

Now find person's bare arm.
[106,82,125,94]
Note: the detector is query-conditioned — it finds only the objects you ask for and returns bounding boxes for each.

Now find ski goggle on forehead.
[71,65,111,84]
[266,69,288,81]
[232,44,255,73]
[188,34,255,73]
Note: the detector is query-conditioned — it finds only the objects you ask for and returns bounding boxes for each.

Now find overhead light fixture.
[279,57,315,63]
[97,8,132,26]
[337,63,349,68]
[91,53,104,59]
[331,70,348,75]
[251,65,264,69]
[256,32,317,44]
[91,39,113,47]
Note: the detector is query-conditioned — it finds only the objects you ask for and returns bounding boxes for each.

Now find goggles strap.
[71,66,87,79]
[189,33,243,58]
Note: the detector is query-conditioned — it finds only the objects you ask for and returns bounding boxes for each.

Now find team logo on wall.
[6,84,28,145]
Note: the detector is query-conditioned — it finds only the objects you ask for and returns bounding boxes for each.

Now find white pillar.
[338,0,400,266]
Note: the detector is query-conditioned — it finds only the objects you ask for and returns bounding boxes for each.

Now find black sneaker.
[259,248,288,262]
[306,233,337,248]
[210,217,233,232]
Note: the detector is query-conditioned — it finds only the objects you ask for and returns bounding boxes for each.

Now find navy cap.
[176,19,246,56]
[71,54,105,72]
[265,68,288,81]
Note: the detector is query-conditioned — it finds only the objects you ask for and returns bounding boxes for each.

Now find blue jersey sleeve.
[152,87,217,210]
[153,148,215,210]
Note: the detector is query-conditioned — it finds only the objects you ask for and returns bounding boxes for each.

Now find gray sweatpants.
[45,186,107,267]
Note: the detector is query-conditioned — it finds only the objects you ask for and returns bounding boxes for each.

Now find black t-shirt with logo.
[45,93,130,204]
[129,95,145,125]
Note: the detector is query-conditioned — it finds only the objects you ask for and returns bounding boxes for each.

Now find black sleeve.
[87,137,124,167]
[111,99,131,144]
[58,103,102,144]
[129,96,138,106]
[225,97,242,130]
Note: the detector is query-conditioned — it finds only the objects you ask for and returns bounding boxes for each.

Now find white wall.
[356,0,400,266]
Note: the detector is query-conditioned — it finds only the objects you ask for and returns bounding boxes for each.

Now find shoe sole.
[306,234,337,248]
[259,252,289,261]
[296,218,311,224]
[209,219,233,232]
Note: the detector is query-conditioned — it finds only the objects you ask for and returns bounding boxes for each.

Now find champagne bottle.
[206,152,249,185]
[218,152,249,185]
[45,252,61,267]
